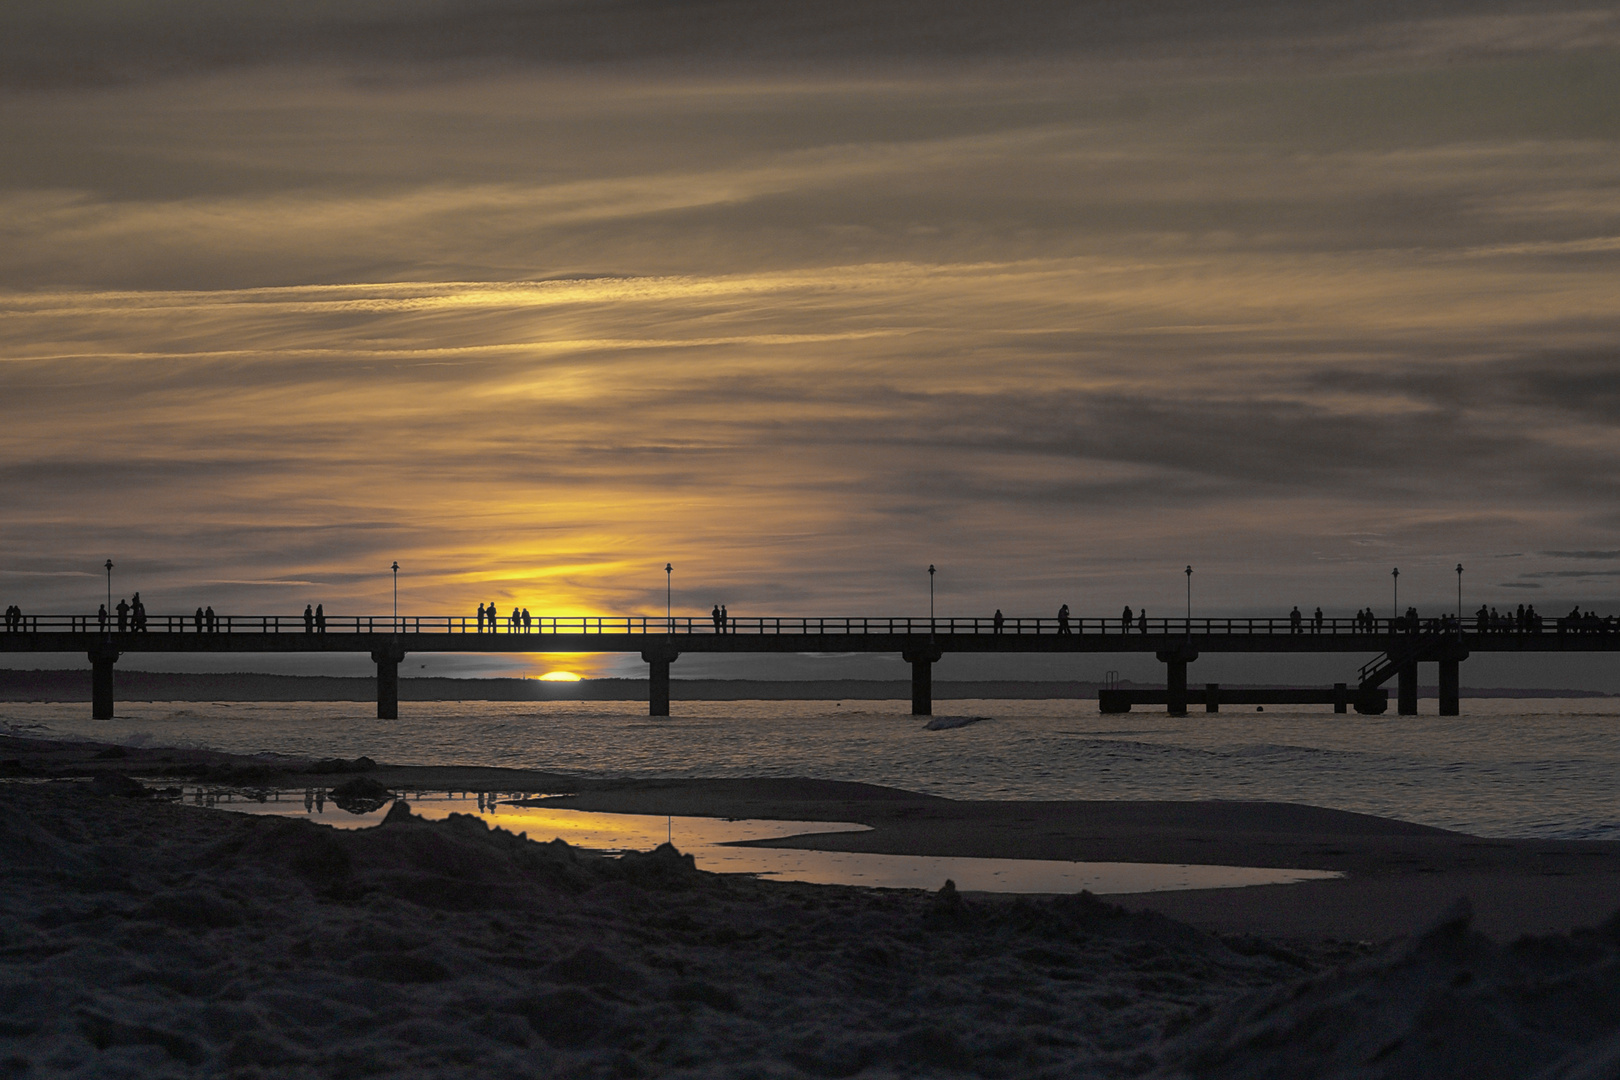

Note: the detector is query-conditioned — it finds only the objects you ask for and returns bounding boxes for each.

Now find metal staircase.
[1357,629,1445,688]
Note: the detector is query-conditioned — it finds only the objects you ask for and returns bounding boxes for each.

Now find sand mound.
[1151,897,1620,1079]
[6,781,1618,1077]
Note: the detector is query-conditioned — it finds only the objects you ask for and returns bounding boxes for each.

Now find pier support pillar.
[902,644,944,716]
[88,646,119,720]
[1156,645,1199,717]
[1397,662,1418,715]
[642,648,681,717]
[372,643,407,721]
[1205,683,1219,713]
[1334,683,1348,714]
[1438,658,1460,716]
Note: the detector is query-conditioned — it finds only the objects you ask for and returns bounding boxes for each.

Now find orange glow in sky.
[1,7,1617,667]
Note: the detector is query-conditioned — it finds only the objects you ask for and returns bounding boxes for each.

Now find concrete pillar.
[1438,658,1460,716]
[88,647,119,720]
[1397,662,1418,715]
[1205,683,1219,713]
[372,644,406,721]
[641,649,681,717]
[902,645,943,716]
[1165,660,1188,715]
[1334,683,1348,714]
[1157,645,1198,717]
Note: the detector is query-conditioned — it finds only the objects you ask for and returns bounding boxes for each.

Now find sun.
[538,671,583,682]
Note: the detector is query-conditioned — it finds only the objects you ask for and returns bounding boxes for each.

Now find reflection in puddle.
[196,789,1342,895]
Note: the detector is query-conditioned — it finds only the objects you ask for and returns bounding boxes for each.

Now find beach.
[5,732,1620,1077]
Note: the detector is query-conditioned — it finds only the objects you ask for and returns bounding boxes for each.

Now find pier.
[4,614,1615,718]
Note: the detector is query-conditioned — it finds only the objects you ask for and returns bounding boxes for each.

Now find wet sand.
[8,732,1620,942]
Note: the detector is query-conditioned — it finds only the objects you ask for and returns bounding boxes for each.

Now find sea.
[6,697,1617,842]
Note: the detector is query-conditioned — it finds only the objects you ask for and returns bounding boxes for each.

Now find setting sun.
[538,671,583,682]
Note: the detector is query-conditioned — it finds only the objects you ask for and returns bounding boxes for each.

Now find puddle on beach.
[185,787,1341,895]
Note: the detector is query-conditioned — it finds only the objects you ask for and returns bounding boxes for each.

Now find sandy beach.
[5,732,1620,1077]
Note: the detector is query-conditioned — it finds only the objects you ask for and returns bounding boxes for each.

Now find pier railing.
[1,614,1601,636]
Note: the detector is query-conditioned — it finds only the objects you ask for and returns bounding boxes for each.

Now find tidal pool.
[196,788,1342,894]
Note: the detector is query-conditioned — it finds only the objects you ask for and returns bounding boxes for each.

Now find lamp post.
[665,563,673,632]
[1456,563,1463,625]
[1392,567,1399,621]
[104,560,113,631]
[391,561,399,630]
[1184,565,1192,627]
[928,565,936,631]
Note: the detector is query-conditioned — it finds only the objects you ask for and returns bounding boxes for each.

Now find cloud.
[8,1,1617,90]
[1543,550,1620,560]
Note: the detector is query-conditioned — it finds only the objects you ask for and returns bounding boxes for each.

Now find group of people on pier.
[302,604,327,633]
[711,605,730,633]
[476,603,533,632]
[3,605,24,632]
[96,594,149,632]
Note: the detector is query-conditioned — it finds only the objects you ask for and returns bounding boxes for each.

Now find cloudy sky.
[3,0,1618,681]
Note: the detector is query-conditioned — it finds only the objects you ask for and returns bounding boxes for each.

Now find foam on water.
[7,696,1619,839]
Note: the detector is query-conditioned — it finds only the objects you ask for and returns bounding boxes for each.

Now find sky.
[3,0,1619,684]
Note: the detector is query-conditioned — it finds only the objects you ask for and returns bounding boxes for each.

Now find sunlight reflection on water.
[200,793,1341,894]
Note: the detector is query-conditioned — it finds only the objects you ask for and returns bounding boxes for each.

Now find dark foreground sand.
[4,734,1620,1077]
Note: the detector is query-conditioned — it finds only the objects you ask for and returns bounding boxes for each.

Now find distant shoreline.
[0,669,1610,702]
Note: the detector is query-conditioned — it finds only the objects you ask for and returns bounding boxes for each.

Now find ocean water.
[6,697,1618,841]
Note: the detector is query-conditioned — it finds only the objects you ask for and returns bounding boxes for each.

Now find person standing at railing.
[711,604,722,633]
[304,605,315,633]
[1138,609,1147,634]
[98,604,108,632]
[487,600,497,633]
[1121,605,1133,633]
[721,604,729,634]
[205,605,216,632]
[476,603,486,632]
[522,608,531,633]
[115,597,129,632]
[1313,607,1323,633]
[316,604,326,633]
[1058,604,1071,634]
[993,609,1004,634]
[1289,606,1302,634]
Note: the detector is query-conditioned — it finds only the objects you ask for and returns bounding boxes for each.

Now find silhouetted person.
[477,603,486,632]
[1057,604,1071,634]
[205,605,216,632]
[993,609,1004,634]
[316,603,326,633]
[721,604,728,633]
[1289,606,1302,633]
[1313,606,1323,633]
[304,604,315,633]
[1138,609,1147,634]
[193,607,203,632]
[116,598,129,632]
[98,604,108,632]
[522,608,531,633]
[712,604,722,633]
[131,593,146,632]
[510,607,520,632]
[1121,605,1132,633]
[487,601,496,633]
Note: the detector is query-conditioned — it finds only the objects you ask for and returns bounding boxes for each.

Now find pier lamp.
[104,560,113,624]
[665,563,672,631]
[1185,565,1192,626]
[1392,567,1399,619]
[391,561,399,629]
[1457,564,1463,623]
[928,564,935,628]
